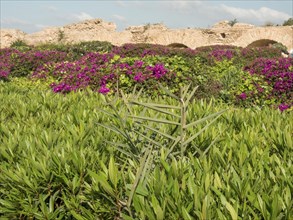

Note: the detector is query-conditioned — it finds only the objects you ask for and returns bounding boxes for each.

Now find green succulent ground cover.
[0,79,292,219]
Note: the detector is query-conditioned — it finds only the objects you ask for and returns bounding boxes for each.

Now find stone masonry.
[1,19,292,50]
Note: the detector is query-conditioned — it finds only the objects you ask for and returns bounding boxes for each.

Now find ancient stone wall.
[0,29,27,48]
[1,19,292,50]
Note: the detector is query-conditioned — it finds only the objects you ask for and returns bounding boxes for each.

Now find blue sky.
[1,1,292,33]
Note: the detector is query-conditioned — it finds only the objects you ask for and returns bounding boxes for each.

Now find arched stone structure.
[236,27,293,50]
[1,19,293,51]
[167,43,189,48]
[246,39,278,48]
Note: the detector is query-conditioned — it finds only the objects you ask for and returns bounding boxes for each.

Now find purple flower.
[238,92,247,100]
[257,87,264,93]
[209,49,235,61]
[151,64,168,79]
[278,103,290,112]
[51,82,72,93]
[0,70,9,79]
[98,85,110,94]
[134,60,144,68]
[134,72,143,82]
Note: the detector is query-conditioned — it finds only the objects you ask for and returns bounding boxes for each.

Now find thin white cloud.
[35,24,50,29]
[160,1,290,25]
[1,17,30,25]
[161,1,204,11]
[73,12,93,21]
[220,5,291,24]
[45,6,58,12]
[115,1,127,7]
[113,14,127,22]
[0,17,48,32]
[115,1,146,8]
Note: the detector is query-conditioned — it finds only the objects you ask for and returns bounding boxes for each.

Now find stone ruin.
[1,18,292,50]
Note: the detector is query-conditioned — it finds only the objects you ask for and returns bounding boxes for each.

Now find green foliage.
[109,55,223,99]
[282,17,293,26]
[35,41,113,60]
[57,29,65,42]
[263,21,275,27]
[10,39,29,47]
[1,42,289,109]
[10,77,53,91]
[234,71,273,106]
[228,19,238,27]
[72,40,113,53]
[34,43,71,52]
[240,47,282,66]
[104,55,193,96]
[208,60,249,103]
[5,50,68,78]
[272,42,288,53]
[1,80,292,218]
[98,85,226,159]
[10,39,32,52]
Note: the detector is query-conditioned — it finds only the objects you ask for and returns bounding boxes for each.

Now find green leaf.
[138,123,177,141]
[158,83,180,100]
[133,129,164,148]
[225,201,238,220]
[166,136,181,158]
[183,114,223,146]
[185,86,198,106]
[127,147,152,208]
[182,206,192,220]
[130,102,181,110]
[135,184,149,196]
[184,109,227,129]
[151,195,164,220]
[88,170,115,197]
[121,213,135,220]
[96,122,127,139]
[70,210,86,220]
[214,172,222,189]
[130,115,180,125]
[202,195,208,220]
[109,156,118,188]
[181,84,191,100]
[130,101,180,118]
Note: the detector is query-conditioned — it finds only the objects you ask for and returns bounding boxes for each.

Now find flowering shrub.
[240,46,282,65]
[2,43,291,111]
[240,57,293,109]
[208,49,237,62]
[207,60,243,102]
[10,39,32,52]
[0,49,17,80]
[14,50,68,77]
[111,43,198,58]
[32,53,179,95]
[0,48,68,79]
[195,45,242,53]
[34,41,113,60]
[32,53,115,93]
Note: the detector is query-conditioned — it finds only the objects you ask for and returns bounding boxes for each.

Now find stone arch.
[235,27,293,51]
[167,43,189,49]
[246,39,290,54]
[246,39,278,48]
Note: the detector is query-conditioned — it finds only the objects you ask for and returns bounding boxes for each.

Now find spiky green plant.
[98,84,226,158]
[97,84,226,216]
[1,79,292,219]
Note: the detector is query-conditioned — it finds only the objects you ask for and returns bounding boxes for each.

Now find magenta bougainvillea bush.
[0,43,291,111]
[242,58,293,111]
[32,52,177,95]
[0,48,68,80]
